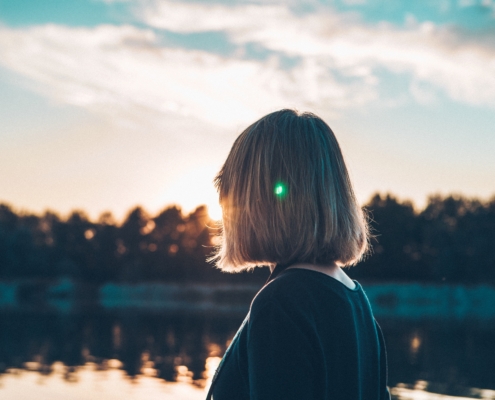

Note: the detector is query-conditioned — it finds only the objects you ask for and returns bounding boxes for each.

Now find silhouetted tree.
[1,193,494,285]
[350,194,424,281]
[117,206,150,282]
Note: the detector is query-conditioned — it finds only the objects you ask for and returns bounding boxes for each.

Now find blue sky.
[0,0,494,220]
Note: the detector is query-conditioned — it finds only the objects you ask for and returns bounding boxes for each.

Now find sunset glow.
[161,165,223,221]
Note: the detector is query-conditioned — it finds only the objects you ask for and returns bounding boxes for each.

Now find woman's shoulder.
[249,268,356,318]
[252,270,309,302]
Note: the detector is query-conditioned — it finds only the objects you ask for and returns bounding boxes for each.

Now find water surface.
[1,308,494,399]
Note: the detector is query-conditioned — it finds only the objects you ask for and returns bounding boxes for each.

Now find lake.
[1,281,495,399]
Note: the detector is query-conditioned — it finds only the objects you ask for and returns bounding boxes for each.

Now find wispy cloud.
[0,22,377,128]
[1,1,494,130]
[142,0,495,108]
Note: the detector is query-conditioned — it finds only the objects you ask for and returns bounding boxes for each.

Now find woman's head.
[212,109,369,272]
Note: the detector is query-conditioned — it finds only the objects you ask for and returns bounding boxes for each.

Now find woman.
[206,109,390,400]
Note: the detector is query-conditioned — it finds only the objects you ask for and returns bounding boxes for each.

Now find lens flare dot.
[274,182,287,199]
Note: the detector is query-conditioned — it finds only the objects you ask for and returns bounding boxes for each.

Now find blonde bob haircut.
[212,109,369,272]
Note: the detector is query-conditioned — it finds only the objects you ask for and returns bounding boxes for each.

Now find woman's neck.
[283,263,356,290]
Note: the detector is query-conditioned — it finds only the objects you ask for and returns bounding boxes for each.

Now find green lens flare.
[274,182,287,199]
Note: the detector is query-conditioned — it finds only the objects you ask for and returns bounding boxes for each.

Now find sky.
[0,0,494,222]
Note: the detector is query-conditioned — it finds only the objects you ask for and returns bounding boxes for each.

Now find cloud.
[141,0,495,108]
[0,23,377,128]
[141,2,293,33]
[1,1,494,131]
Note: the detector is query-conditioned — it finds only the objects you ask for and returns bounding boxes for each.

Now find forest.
[0,193,494,285]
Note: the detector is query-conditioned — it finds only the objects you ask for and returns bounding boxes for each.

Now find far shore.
[1,279,495,320]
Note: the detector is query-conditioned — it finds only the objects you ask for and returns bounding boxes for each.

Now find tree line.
[0,193,494,285]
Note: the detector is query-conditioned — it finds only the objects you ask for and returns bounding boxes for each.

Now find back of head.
[212,109,369,272]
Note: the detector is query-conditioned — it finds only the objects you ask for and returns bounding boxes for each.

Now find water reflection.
[391,381,495,399]
[0,310,240,386]
[0,311,494,399]
[380,318,495,394]
[0,363,207,400]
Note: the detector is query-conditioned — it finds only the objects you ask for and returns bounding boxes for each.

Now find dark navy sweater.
[208,268,390,400]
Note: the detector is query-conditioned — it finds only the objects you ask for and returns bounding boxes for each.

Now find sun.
[205,200,222,221]
[160,164,223,221]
